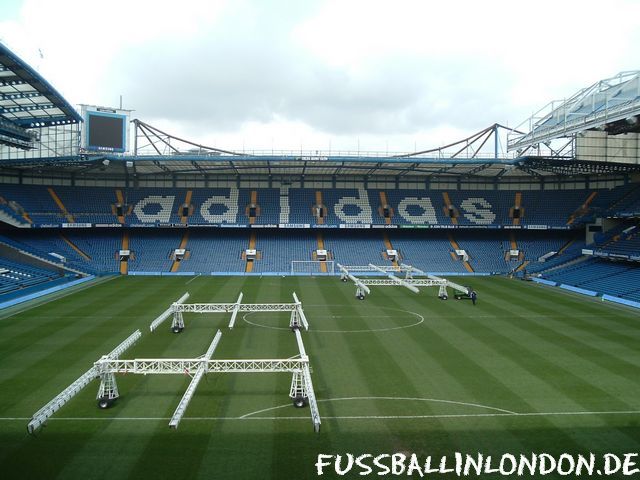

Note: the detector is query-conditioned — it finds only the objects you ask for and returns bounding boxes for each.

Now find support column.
[96,364,119,409]
[171,310,184,333]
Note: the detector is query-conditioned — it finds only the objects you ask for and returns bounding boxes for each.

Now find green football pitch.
[0,275,639,479]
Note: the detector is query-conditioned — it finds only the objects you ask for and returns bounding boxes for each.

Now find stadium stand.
[542,257,640,301]
[2,184,639,228]
[177,229,248,273]
[0,259,62,295]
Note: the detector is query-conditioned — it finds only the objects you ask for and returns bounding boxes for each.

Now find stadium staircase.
[447,233,473,272]
[0,204,30,228]
[120,232,129,275]
[180,190,193,224]
[0,257,64,296]
[441,192,458,225]
[316,232,328,273]
[314,191,326,225]
[171,231,190,272]
[567,191,598,225]
[60,234,91,261]
[245,231,257,273]
[382,231,399,268]
[605,183,640,216]
[509,192,523,226]
[378,191,394,225]
[47,187,75,223]
[115,189,126,224]
[246,190,260,225]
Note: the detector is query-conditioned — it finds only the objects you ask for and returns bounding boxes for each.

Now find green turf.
[0,275,639,479]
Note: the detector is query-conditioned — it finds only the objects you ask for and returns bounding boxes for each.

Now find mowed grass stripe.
[0,276,639,480]
[392,284,597,455]
[310,278,513,462]
[125,276,285,479]
[0,278,169,413]
[0,277,133,355]
[495,276,639,329]
[476,278,640,451]
[0,277,201,479]
[454,280,640,450]
[58,276,245,480]
[476,283,639,411]
[364,284,538,456]
[484,277,640,332]
[481,296,640,385]
[309,280,403,430]
[313,280,431,457]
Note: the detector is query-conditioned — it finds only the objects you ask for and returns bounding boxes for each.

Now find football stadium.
[1,36,640,479]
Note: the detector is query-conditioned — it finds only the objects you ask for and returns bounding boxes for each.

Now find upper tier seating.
[2,183,638,228]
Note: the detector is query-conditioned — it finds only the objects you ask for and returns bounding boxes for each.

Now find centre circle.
[242,305,424,333]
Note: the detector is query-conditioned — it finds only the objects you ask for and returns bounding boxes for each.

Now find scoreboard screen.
[81,106,129,153]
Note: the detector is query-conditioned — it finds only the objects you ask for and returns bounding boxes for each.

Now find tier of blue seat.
[2,225,638,304]
[542,258,640,302]
[614,189,640,217]
[1,184,637,227]
[526,238,586,274]
[597,233,640,258]
[177,230,248,273]
[1,229,572,275]
[0,203,24,223]
[0,258,61,295]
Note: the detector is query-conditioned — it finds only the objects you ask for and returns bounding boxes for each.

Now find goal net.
[290,260,335,276]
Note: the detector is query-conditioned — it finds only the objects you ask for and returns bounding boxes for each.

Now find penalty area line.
[185,274,202,285]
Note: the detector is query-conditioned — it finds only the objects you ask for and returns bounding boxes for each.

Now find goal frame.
[290,260,335,276]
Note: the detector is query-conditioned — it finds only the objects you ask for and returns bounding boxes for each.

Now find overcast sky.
[1,0,639,154]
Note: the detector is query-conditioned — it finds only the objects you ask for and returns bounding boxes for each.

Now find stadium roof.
[3,119,640,178]
[0,43,82,132]
[508,71,640,151]
[1,49,639,179]
[5,150,639,179]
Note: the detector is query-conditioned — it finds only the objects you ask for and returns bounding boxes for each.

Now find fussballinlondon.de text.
[315,452,639,477]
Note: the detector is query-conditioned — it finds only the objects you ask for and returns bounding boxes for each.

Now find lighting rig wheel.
[441,295,448,300]
[97,397,114,409]
[357,294,365,300]
[293,396,308,408]
[341,277,348,282]
[171,326,184,334]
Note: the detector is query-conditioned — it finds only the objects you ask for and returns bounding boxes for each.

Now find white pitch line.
[242,308,425,333]
[185,274,201,285]
[5,410,640,422]
[239,396,517,419]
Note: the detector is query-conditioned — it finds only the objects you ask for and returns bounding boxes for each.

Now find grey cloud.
[106,4,514,138]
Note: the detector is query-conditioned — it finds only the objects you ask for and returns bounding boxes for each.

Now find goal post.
[290,260,335,276]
